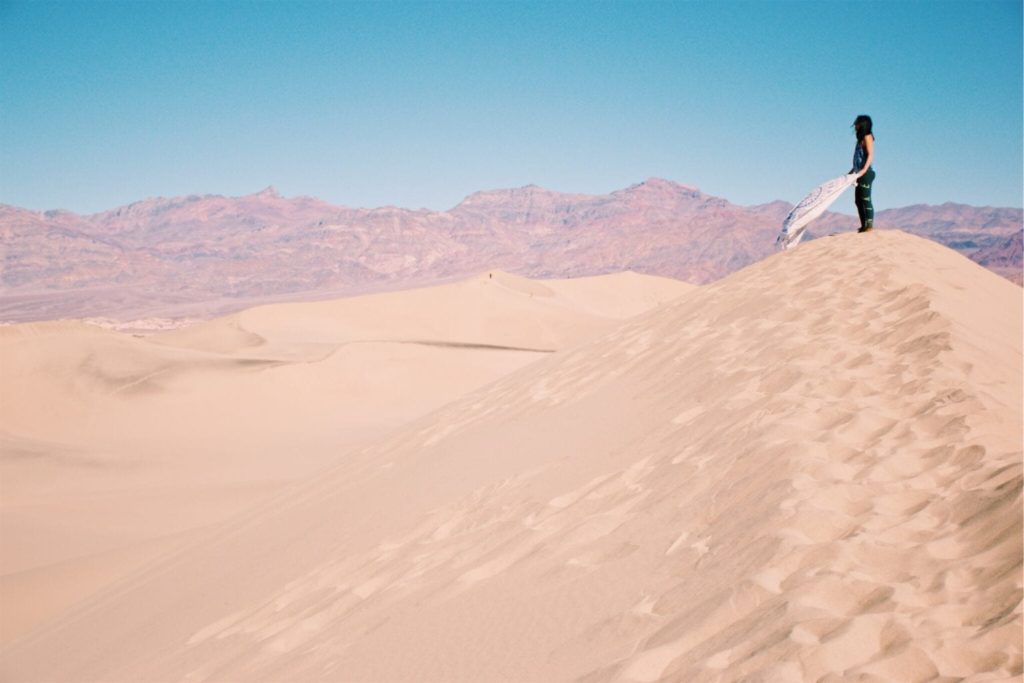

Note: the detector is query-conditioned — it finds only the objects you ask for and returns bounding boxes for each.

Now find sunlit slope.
[4,231,1020,682]
[150,270,693,357]
[0,271,689,644]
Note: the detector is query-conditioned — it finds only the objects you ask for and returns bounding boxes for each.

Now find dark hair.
[853,115,873,141]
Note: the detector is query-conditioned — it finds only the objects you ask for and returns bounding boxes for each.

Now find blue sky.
[2,0,1021,214]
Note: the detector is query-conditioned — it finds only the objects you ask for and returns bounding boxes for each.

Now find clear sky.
[2,0,1021,214]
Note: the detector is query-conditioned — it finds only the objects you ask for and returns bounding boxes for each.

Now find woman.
[850,115,875,232]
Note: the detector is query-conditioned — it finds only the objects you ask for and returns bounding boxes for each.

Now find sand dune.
[3,232,1021,681]
[0,271,689,643]
[151,269,689,357]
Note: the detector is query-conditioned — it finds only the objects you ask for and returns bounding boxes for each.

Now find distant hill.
[2,180,1020,321]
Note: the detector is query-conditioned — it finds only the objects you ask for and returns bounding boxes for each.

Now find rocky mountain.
[1,180,1020,321]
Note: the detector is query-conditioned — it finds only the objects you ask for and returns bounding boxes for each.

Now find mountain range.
[1,179,1020,322]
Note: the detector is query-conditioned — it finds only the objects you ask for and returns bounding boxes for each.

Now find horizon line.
[3,177,1023,217]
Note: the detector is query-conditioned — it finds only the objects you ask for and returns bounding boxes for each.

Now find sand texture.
[1,231,1020,681]
[0,271,689,643]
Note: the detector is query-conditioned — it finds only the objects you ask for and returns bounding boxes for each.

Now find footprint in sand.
[690,536,711,557]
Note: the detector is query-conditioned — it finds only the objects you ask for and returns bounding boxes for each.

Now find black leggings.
[855,167,875,229]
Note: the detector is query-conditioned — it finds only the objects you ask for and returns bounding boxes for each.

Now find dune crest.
[2,231,1020,681]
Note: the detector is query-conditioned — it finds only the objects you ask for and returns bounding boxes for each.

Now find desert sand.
[0,270,690,644]
[1,231,1021,681]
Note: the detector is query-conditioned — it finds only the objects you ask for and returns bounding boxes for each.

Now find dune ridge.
[2,231,1021,681]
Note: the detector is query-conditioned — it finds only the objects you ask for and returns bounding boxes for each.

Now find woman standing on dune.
[850,115,876,232]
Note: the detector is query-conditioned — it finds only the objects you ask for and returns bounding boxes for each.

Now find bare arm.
[855,134,874,177]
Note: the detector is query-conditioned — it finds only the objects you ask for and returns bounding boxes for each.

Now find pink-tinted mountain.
[1,179,1020,321]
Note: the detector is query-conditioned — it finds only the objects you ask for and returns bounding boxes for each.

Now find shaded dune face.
[2,231,1021,682]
